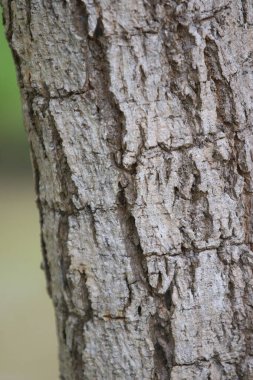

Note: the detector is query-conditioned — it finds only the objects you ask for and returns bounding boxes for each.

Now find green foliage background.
[0,8,30,175]
[0,13,23,138]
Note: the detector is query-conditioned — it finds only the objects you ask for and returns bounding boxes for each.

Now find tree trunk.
[2,0,253,378]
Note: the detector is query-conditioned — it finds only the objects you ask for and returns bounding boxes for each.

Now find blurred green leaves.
[0,8,23,141]
[0,7,30,175]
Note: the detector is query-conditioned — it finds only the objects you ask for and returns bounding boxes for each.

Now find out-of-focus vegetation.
[0,7,58,380]
[0,7,30,176]
[0,182,58,380]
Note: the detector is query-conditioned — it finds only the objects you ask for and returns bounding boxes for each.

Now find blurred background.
[0,8,58,380]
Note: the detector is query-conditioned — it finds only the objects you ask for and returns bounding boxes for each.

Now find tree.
[2,0,253,378]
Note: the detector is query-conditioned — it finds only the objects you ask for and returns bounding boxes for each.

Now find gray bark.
[2,0,253,379]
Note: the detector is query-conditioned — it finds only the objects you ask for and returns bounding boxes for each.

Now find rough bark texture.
[3,0,253,379]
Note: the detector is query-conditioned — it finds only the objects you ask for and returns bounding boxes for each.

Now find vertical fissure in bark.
[117,180,176,378]
[57,211,93,379]
[39,213,53,298]
[163,20,202,139]
[241,0,247,25]
[151,267,177,379]
[204,36,237,127]
[234,133,253,251]
[3,0,13,41]
[152,294,176,380]
[116,177,152,294]
[60,220,83,379]
[25,0,32,40]
[48,111,79,212]
[88,41,126,169]
[72,0,89,38]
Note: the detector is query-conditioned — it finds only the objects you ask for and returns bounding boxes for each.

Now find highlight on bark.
[2,0,253,378]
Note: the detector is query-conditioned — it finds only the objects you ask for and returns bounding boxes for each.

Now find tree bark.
[2,0,253,378]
